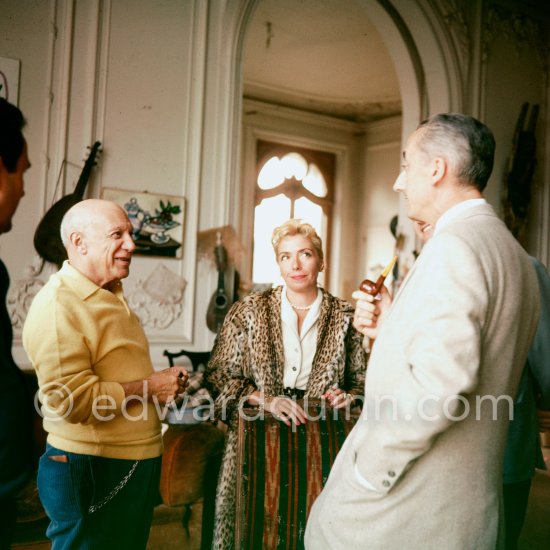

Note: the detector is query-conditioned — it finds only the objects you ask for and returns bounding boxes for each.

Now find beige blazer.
[305,204,540,550]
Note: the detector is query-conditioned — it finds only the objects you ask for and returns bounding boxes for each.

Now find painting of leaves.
[101,188,186,259]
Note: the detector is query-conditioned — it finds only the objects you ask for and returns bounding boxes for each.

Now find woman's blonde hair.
[271,219,324,262]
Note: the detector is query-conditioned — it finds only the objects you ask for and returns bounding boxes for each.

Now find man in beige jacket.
[305,113,540,549]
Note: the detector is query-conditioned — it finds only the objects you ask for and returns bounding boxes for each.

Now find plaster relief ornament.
[8,259,47,330]
[126,264,186,329]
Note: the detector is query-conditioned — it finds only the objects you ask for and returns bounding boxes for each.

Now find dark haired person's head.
[0,98,30,234]
[0,98,26,172]
[416,113,495,192]
[393,112,495,226]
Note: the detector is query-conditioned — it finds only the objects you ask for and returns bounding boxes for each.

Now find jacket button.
[388,470,396,477]
[382,480,391,487]
[292,367,297,371]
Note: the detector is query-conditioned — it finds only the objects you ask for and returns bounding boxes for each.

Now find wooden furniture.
[163,349,211,372]
[235,400,359,550]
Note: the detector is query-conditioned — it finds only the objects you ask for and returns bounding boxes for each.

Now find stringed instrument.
[503,102,538,241]
[206,232,231,333]
[34,141,101,269]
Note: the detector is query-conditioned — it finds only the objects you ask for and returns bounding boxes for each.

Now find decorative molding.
[243,84,401,123]
[435,0,471,78]
[243,98,361,133]
[8,259,50,330]
[92,0,201,345]
[483,3,549,70]
[125,264,187,330]
[9,260,187,335]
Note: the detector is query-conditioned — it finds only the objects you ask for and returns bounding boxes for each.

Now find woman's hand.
[263,396,308,426]
[323,387,355,409]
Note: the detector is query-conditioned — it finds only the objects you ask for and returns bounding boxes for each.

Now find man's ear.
[431,157,447,186]
[0,156,7,179]
[69,232,86,254]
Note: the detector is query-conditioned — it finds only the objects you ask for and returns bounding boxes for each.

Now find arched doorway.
[201,0,460,289]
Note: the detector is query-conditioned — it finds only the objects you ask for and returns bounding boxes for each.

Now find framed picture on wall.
[101,187,185,259]
[0,56,21,104]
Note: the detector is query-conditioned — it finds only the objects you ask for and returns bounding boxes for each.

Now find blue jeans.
[38,444,161,550]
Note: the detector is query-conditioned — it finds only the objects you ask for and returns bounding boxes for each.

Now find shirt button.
[294,348,299,353]
[292,367,297,371]
[382,480,391,487]
[388,470,396,478]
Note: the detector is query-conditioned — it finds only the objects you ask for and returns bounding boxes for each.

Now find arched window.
[252,140,334,287]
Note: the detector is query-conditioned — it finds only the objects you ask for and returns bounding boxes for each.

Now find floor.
[12,447,550,549]
[518,446,550,549]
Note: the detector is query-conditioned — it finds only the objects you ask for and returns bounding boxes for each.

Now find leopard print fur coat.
[204,285,367,550]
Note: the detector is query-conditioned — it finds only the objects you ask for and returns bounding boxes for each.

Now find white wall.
[96,0,206,360]
[357,117,401,293]
[2,0,208,367]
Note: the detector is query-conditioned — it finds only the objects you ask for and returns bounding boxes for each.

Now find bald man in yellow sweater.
[23,199,188,549]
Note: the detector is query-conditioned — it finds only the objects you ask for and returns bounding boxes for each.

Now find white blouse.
[280,287,323,390]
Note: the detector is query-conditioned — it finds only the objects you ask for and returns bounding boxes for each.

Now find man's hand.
[146,367,189,405]
[352,284,392,343]
[120,367,188,407]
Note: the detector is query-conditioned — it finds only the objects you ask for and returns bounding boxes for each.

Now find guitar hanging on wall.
[502,102,539,242]
[206,232,231,333]
[34,141,102,269]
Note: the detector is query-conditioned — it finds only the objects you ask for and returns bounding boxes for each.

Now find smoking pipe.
[359,256,398,296]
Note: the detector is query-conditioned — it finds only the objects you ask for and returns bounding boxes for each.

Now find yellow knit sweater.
[23,262,162,460]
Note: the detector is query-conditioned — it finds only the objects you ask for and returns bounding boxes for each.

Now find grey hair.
[60,212,71,248]
[416,113,495,192]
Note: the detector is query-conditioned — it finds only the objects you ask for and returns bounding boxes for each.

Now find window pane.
[257,156,284,189]
[281,152,308,181]
[303,163,327,197]
[294,197,323,236]
[252,194,291,284]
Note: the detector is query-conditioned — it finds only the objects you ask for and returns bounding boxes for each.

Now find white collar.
[281,286,322,337]
[434,198,486,236]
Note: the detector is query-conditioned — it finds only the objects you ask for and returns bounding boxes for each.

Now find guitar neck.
[74,141,101,198]
[217,269,226,292]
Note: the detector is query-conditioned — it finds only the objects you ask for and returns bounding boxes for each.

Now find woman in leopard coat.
[205,220,368,550]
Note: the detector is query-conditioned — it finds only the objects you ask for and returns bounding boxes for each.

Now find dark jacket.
[0,259,34,498]
[503,256,550,483]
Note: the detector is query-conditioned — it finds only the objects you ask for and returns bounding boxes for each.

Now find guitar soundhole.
[215,295,228,308]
